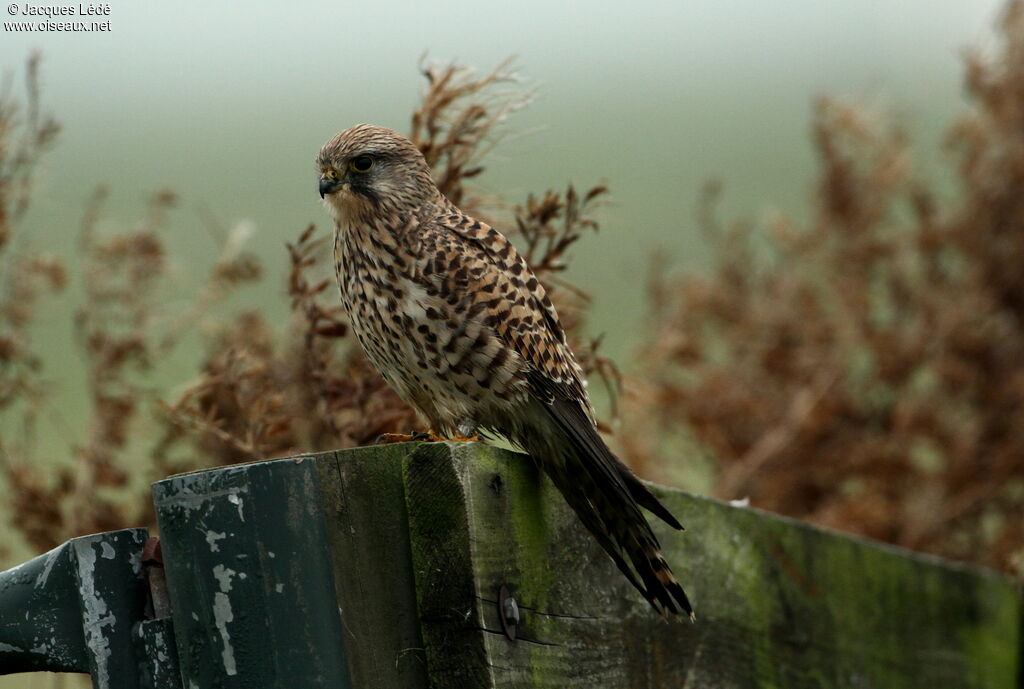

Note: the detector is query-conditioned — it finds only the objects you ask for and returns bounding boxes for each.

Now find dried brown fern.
[0,54,65,555]
[620,2,1024,576]
[0,53,62,435]
[410,58,531,209]
[155,61,617,472]
[3,181,264,551]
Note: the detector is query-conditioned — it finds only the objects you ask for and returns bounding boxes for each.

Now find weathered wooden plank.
[403,443,494,689]
[401,442,1021,689]
[316,445,429,689]
[152,456,352,689]
[138,443,1020,688]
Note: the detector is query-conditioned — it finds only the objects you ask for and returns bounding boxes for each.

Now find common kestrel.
[317,124,693,619]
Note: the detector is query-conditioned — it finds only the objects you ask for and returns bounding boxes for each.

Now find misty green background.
[0,1,1009,683]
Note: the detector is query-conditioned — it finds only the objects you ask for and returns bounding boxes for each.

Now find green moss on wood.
[392,442,1022,688]
[178,443,1017,689]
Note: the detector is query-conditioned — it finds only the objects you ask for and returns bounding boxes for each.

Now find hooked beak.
[319,174,343,199]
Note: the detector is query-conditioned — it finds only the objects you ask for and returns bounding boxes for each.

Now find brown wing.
[416,207,592,413]
[415,208,692,618]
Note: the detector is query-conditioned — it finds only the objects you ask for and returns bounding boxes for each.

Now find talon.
[375,430,478,444]
[374,430,446,444]
[422,431,479,442]
[375,433,405,445]
[375,432,419,445]
[450,432,480,443]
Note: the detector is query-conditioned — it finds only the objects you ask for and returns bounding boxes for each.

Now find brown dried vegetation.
[0,58,614,555]
[2,3,1024,582]
[0,53,61,419]
[619,3,1024,575]
[154,60,615,469]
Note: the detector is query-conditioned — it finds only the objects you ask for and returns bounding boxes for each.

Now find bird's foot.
[374,430,479,444]
[374,433,413,444]
[374,429,451,444]
[375,431,431,444]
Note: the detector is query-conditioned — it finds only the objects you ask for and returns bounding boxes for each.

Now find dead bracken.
[0,56,616,556]
[618,1,1024,576]
[1,2,1023,579]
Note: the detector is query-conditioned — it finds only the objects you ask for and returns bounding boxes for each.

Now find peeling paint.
[213,591,237,675]
[74,540,114,688]
[149,452,354,686]
[33,550,59,589]
[206,530,227,553]
[227,492,245,522]
[212,564,236,592]
[0,641,24,653]
[212,564,238,675]
[156,484,250,517]
[100,542,116,560]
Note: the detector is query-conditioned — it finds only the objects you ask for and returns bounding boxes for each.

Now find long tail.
[519,397,694,621]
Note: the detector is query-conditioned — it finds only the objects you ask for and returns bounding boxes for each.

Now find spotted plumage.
[317,124,693,619]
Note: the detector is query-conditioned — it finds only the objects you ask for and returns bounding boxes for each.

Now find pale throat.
[324,190,361,222]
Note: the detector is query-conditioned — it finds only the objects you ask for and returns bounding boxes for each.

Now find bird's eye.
[350,155,374,173]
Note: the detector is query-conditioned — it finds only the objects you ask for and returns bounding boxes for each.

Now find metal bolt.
[503,595,519,624]
[498,584,519,641]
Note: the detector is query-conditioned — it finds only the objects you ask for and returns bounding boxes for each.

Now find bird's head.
[316,124,436,221]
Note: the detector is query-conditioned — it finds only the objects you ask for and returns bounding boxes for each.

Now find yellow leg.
[419,430,480,442]
[374,432,421,444]
[375,430,480,444]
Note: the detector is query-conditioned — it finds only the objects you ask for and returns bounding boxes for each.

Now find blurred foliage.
[2,2,1023,581]
[0,56,615,556]
[619,2,1024,576]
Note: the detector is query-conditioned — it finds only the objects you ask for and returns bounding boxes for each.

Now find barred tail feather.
[619,466,685,531]
[522,396,694,621]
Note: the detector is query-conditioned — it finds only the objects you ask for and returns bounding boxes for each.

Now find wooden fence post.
[400,442,1021,688]
[0,441,1020,688]
[152,454,353,689]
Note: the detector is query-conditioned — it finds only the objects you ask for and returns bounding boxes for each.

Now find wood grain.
[400,442,1020,689]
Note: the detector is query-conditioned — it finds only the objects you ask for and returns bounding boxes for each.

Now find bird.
[317,124,693,620]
